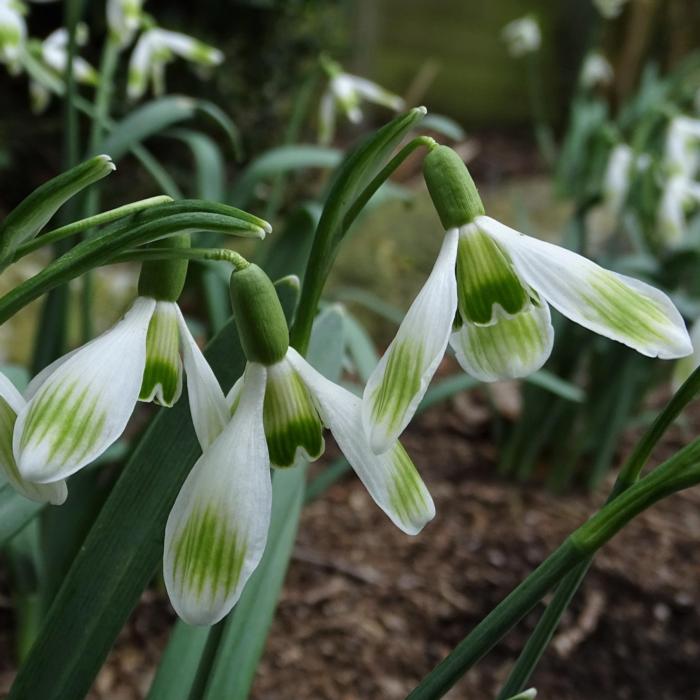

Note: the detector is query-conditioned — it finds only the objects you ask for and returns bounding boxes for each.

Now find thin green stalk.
[496,365,700,699]
[526,52,556,167]
[14,197,172,260]
[111,247,249,269]
[408,440,700,700]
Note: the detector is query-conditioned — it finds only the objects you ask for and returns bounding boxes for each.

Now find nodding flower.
[501,16,541,58]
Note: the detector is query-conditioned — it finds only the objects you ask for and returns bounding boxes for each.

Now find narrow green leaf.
[0,484,44,548]
[525,370,585,403]
[274,275,301,327]
[421,113,466,141]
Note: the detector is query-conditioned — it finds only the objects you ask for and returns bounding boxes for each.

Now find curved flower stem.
[12,197,173,260]
[408,437,700,700]
[110,247,249,270]
[495,364,700,698]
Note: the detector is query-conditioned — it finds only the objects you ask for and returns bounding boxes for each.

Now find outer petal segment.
[14,297,155,483]
[290,349,434,535]
[362,229,458,454]
[450,294,554,381]
[164,362,271,625]
[0,373,66,504]
[176,307,229,451]
[479,216,692,359]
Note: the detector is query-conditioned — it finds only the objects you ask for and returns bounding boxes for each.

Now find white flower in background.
[593,0,628,19]
[13,296,227,485]
[127,27,223,100]
[656,174,700,248]
[362,146,691,454]
[664,115,700,178]
[39,25,98,84]
[106,0,144,48]
[164,266,434,625]
[581,51,613,89]
[505,691,537,700]
[672,318,700,391]
[501,16,541,58]
[602,143,634,217]
[0,371,66,504]
[319,58,405,145]
[0,0,26,72]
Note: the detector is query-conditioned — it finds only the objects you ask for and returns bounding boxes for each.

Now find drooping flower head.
[581,51,613,90]
[318,56,405,145]
[501,16,541,58]
[164,263,434,625]
[127,24,223,100]
[12,234,246,485]
[361,145,691,454]
[593,0,628,19]
[664,115,700,179]
[0,0,27,72]
[656,174,700,249]
[106,0,144,47]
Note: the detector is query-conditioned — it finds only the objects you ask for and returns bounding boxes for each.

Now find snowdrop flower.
[0,0,26,72]
[13,237,228,484]
[127,26,223,100]
[362,146,691,454]
[656,174,700,248]
[319,57,405,145]
[164,263,434,624]
[106,0,144,47]
[505,691,537,700]
[39,25,98,85]
[672,318,700,391]
[602,143,634,216]
[581,51,613,89]
[501,16,541,58]
[0,371,66,504]
[593,0,628,18]
[664,116,700,178]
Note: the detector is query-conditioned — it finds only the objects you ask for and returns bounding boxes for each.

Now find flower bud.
[423,145,484,230]
[137,234,190,301]
[229,264,289,366]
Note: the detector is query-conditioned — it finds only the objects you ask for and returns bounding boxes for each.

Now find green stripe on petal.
[456,223,529,325]
[140,301,183,407]
[389,443,435,530]
[263,358,324,468]
[450,294,554,382]
[479,215,693,359]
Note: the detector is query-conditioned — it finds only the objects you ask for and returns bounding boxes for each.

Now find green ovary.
[456,227,529,325]
[172,504,246,600]
[370,341,424,432]
[263,364,324,468]
[139,303,182,406]
[389,444,428,525]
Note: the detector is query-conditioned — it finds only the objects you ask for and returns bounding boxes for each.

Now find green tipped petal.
[14,297,155,483]
[140,301,183,407]
[263,357,324,468]
[0,374,66,505]
[164,362,271,626]
[456,223,529,325]
[480,215,692,359]
[450,294,554,382]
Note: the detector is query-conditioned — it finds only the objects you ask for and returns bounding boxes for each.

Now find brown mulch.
[2,386,700,699]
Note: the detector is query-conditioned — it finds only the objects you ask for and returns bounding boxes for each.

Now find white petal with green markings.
[290,348,434,535]
[362,228,458,455]
[176,306,229,451]
[479,216,692,359]
[450,293,554,382]
[164,362,271,626]
[14,297,156,483]
[263,355,324,468]
[140,300,183,407]
[0,373,66,505]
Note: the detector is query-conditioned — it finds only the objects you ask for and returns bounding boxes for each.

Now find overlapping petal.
[176,306,228,451]
[164,362,271,626]
[362,228,458,454]
[0,373,66,504]
[479,215,692,359]
[14,297,156,483]
[450,294,554,382]
[290,348,434,535]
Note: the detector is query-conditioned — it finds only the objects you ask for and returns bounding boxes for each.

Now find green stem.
[111,247,249,270]
[525,52,556,167]
[496,365,700,699]
[13,197,172,260]
[290,133,435,353]
[408,441,700,700]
